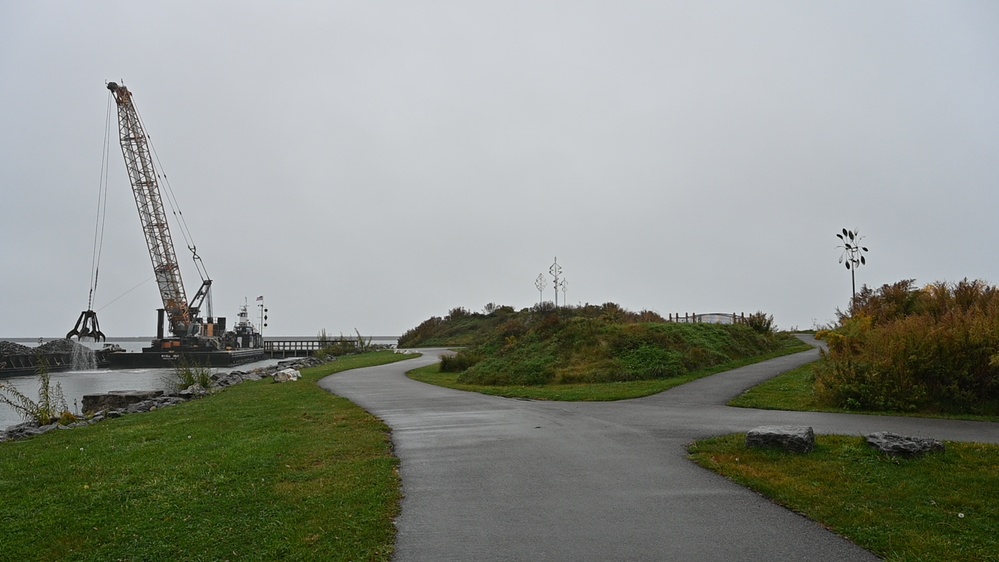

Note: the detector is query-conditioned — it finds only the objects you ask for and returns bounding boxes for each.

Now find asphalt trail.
[319,341,998,561]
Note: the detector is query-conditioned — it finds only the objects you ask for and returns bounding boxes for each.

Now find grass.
[408,341,812,401]
[688,434,999,561]
[0,350,416,562]
[730,362,999,423]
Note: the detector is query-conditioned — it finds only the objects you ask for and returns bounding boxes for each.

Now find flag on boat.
[256,295,264,301]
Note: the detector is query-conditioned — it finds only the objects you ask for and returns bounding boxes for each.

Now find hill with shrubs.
[816,279,999,416]
[399,303,801,385]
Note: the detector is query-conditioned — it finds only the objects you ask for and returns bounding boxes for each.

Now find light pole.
[836,228,869,312]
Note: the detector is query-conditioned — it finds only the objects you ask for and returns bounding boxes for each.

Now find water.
[0,338,284,431]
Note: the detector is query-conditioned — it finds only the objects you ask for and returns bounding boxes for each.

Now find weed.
[0,362,70,425]
[163,358,215,392]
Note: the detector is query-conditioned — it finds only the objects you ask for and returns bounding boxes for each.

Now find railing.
[262,337,399,358]
[667,313,748,325]
[263,340,350,357]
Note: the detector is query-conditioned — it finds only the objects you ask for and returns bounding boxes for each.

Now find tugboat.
[225,300,263,350]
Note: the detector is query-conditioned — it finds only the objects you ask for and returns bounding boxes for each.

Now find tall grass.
[162,359,215,392]
[0,363,70,425]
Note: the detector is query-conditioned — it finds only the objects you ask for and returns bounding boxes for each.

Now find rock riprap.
[2,354,336,443]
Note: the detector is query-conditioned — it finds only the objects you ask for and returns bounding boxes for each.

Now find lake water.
[0,337,400,431]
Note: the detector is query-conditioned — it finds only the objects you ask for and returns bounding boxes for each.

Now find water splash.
[71,344,97,371]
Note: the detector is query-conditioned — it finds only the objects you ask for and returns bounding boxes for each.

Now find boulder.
[83,390,164,414]
[746,425,816,453]
[211,372,245,388]
[126,400,156,414]
[2,421,40,440]
[179,383,209,398]
[273,368,301,383]
[866,432,944,458]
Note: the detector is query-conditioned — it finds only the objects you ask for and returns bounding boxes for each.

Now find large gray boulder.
[866,432,944,458]
[272,368,301,383]
[82,390,164,414]
[746,425,816,453]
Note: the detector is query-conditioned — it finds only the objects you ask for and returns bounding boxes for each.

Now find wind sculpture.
[836,228,869,311]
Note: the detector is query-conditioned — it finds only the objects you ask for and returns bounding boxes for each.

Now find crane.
[105,81,213,342]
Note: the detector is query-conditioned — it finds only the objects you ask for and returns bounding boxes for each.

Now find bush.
[439,350,484,373]
[816,279,999,414]
[745,311,775,335]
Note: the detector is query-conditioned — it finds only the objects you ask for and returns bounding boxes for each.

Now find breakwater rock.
[1,354,335,444]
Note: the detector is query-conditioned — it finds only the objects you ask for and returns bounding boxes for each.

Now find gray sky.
[2,1,998,338]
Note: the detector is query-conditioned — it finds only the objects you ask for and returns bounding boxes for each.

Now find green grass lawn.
[407,342,813,401]
[0,351,416,562]
[698,359,999,560]
[689,434,999,561]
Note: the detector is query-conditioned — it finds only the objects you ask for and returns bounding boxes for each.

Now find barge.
[106,302,265,369]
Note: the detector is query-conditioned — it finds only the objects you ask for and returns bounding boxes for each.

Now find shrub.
[439,350,484,373]
[816,279,999,414]
[446,307,471,321]
[745,311,775,335]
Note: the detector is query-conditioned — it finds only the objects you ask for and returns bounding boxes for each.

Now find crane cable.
[136,109,209,284]
[87,91,157,315]
[86,94,114,311]
[134,100,213,319]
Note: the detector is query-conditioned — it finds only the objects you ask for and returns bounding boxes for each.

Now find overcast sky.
[2,1,998,338]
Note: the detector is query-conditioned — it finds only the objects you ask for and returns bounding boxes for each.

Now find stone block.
[746,425,816,453]
[82,390,163,414]
[866,432,944,458]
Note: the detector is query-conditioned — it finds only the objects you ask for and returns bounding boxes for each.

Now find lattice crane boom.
[107,82,206,337]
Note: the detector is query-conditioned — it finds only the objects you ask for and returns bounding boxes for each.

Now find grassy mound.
[401,303,795,385]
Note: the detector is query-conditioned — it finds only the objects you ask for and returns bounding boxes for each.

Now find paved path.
[319,342,999,561]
